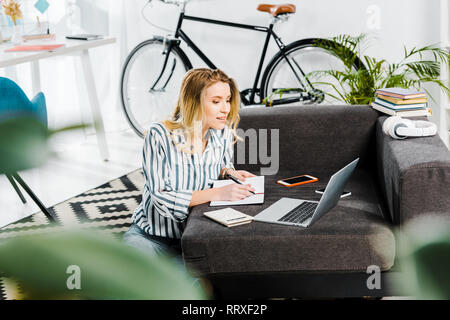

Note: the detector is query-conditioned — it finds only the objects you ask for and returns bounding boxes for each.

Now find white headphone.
[382,116,437,140]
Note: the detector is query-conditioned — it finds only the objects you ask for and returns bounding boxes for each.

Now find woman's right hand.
[214,183,256,201]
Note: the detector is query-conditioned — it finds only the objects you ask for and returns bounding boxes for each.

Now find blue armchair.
[0,77,55,223]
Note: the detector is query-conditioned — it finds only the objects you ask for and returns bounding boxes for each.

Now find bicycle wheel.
[260,38,365,106]
[121,37,192,138]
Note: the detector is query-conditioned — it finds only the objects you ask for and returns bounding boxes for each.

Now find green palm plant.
[310,33,450,105]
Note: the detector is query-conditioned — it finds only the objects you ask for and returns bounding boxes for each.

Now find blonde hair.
[163,68,242,154]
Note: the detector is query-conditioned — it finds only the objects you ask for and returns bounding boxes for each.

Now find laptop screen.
[309,158,359,225]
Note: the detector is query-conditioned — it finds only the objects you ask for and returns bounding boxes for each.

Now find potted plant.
[309,33,450,105]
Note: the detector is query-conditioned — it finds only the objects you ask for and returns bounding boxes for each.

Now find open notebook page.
[210,176,264,206]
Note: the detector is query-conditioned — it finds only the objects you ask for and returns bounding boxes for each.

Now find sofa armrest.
[376,116,450,225]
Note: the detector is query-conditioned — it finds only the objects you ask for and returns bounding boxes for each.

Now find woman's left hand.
[227,169,257,182]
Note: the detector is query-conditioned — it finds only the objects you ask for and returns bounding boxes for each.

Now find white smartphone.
[315,188,351,198]
[276,174,318,187]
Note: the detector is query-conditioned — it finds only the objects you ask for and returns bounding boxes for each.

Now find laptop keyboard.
[278,201,318,224]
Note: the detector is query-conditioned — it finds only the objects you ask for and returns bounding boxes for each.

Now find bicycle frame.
[161,9,307,105]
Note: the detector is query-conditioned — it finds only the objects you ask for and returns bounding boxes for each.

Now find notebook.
[371,102,431,117]
[376,94,428,105]
[5,44,65,52]
[204,208,253,227]
[374,98,427,110]
[66,34,104,41]
[210,176,265,206]
[375,88,426,99]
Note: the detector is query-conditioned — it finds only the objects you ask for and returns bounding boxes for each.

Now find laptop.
[253,158,359,228]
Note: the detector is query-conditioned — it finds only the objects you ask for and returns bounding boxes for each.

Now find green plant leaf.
[0,116,50,174]
[406,60,441,78]
[49,123,90,135]
[0,230,206,300]
[312,33,450,105]
[0,116,91,174]
[396,217,450,299]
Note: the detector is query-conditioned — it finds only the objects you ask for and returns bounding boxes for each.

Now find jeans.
[122,223,187,274]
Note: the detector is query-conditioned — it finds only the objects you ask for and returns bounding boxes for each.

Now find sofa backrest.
[233,105,379,174]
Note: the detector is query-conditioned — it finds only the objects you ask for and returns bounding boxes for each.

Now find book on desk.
[4,44,65,52]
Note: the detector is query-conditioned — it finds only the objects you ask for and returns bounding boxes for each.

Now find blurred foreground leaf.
[0,116,49,174]
[397,216,450,299]
[0,116,89,174]
[0,116,204,300]
[0,230,205,300]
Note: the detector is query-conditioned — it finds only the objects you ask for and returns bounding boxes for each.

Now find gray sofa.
[181,105,450,299]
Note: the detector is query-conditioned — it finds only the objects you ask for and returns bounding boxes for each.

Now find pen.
[226,217,248,222]
[225,173,256,195]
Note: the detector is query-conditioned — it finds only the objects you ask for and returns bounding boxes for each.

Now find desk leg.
[31,61,41,96]
[80,49,110,161]
[4,66,18,82]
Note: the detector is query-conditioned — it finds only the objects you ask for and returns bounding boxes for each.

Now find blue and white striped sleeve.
[222,126,236,171]
[143,128,193,223]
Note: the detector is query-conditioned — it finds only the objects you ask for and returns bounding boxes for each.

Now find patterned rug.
[0,169,144,300]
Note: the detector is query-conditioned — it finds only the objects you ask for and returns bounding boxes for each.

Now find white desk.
[0,37,116,161]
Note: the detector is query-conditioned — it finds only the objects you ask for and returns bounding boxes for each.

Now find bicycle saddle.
[257,4,296,16]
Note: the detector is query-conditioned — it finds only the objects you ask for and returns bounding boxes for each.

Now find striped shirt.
[131,122,236,239]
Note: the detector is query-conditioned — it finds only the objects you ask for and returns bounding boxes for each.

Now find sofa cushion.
[233,105,379,174]
[182,169,395,276]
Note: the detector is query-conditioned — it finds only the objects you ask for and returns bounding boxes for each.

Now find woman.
[123,68,256,266]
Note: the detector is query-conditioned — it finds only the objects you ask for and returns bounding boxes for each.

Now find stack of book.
[371,88,431,117]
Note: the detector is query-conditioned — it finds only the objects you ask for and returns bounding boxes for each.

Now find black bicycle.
[121,0,365,138]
